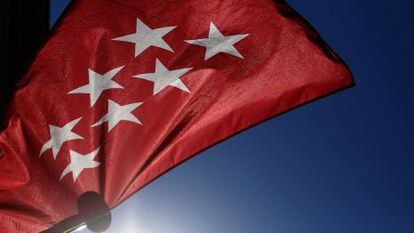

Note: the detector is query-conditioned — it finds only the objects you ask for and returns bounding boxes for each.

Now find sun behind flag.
[0,0,353,232]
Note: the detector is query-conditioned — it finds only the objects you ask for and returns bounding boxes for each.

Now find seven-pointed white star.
[39,117,84,159]
[68,66,124,107]
[133,59,193,95]
[92,99,143,132]
[185,22,249,60]
[113,18,176,57]
[60,147,100,182]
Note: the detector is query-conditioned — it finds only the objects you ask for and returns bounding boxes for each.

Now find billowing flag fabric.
[0,0,353,231]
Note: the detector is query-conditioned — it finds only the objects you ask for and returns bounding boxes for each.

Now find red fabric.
[0,0,353,232]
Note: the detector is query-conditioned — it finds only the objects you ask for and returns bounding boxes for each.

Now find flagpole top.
[77,191,112,232]
[45,191,111,233]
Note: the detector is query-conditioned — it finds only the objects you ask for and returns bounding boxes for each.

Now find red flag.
[0,0,353,231]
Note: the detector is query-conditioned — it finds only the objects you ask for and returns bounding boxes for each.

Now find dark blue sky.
[50,1,414,232]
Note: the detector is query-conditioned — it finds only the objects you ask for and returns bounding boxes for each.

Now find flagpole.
[64,211,112,233]
[63,222,87,233]
[45,192,112,233]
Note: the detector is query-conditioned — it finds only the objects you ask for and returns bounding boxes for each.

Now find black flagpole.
[45,192,112,233]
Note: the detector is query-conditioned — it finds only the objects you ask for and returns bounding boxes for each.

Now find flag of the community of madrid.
[0,0,352,231]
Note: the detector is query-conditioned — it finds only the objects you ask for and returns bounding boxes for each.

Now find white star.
[113,18,176,57]
[39,117,84,159]
[133,59,193,95]
[185,22,249,60]
[68,66,124,107]
[60,147,100,182]
[92,99,142,132]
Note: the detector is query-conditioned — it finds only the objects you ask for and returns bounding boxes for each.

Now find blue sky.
[50,1,414,232]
